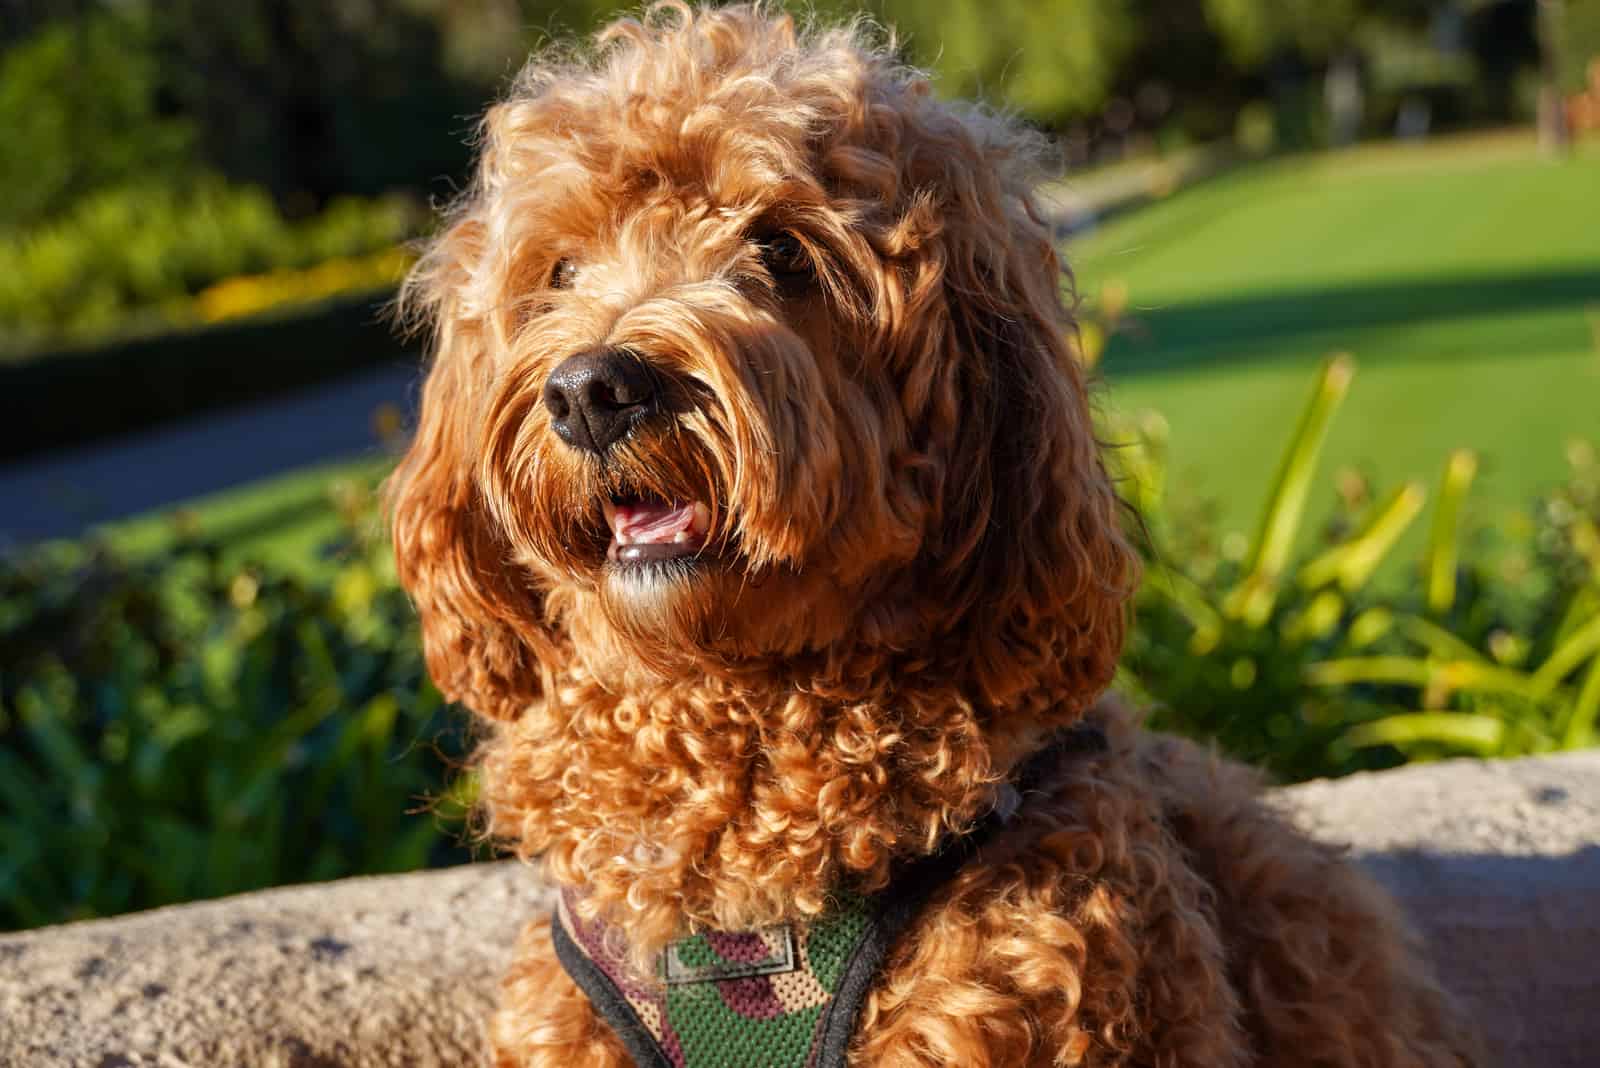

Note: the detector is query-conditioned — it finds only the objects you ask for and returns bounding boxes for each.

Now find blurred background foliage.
[2,0,1598,929]
[3,0,1598,349]
[0,178,417,347]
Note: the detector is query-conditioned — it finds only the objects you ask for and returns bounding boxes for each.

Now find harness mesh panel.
[556,889,871,1068]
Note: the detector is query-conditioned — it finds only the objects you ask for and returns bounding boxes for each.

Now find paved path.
[0,362,418,546]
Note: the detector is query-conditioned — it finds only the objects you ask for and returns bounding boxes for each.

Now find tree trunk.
[1538,0,1573,154]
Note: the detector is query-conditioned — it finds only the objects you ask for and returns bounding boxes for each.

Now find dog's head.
[392,3,1134,726]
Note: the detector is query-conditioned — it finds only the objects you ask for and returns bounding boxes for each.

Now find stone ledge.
[3,751,1597,1068]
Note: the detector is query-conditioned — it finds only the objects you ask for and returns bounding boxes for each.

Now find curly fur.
[388,5,1484,1065]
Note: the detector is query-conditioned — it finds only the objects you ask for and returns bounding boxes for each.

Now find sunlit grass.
[1077,131,1600,556]
[102,453,395,574]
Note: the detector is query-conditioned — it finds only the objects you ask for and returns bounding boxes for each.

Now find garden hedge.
[0,290,414,461]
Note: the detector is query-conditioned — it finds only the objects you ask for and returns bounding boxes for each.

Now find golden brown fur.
[388,5,1483,1065]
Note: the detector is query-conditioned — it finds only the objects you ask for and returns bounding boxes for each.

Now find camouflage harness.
[552,724,1109,1068]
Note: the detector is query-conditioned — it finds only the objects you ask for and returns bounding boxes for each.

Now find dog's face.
[391,5,1134,724]
[462,125,896,665]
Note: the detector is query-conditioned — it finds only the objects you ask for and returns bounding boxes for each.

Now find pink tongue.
[613,502,696,545]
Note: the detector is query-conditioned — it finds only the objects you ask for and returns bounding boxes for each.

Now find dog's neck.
[478,658,1063,958]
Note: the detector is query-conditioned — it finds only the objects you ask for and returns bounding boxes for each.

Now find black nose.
[541,348,657,455]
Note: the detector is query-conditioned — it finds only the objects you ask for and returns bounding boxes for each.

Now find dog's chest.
[550,724,1111,1068]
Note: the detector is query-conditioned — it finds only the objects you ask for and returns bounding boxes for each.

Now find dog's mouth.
[602,494,713,565]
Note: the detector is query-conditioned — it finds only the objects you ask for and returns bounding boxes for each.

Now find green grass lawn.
[1075,131,1600,553]
[103,453,395,573]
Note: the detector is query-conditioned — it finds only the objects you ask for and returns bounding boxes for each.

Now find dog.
[387,5,1483,1065]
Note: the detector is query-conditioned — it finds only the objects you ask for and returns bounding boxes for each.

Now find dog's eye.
[549,258,578,290]
[758,232,811,281]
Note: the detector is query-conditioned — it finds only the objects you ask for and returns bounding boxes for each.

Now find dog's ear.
[926,194,1139,718]
[387,238,557,722]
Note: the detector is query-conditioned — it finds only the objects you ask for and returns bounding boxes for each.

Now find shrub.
[1115,356,1600,781]
[0,177,419,351]
[0,10,193,230]
[0,485,470,931]
[192,248,414,325]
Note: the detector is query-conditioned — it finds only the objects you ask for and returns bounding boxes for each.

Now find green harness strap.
[552,724,1108,1068]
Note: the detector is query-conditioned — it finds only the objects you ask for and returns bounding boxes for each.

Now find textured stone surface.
[0,864,552,1068]
[1277,750,1600,1068]
[3,750,1597,1067]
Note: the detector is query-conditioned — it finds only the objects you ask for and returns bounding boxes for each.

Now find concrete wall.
[3,751,1597,1067]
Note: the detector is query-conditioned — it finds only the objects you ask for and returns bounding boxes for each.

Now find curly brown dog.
[388,5,1483,1065]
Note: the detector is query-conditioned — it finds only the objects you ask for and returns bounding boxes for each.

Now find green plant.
[0,481,470,931]
[1115,355,1600,779]
[1316,439,1600,759]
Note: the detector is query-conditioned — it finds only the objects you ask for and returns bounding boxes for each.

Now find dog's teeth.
[690,501,711,534]
[672,531,690,544]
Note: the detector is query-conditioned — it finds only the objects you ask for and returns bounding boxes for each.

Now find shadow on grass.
[175,493,355,561]
[1105,266,1600,376]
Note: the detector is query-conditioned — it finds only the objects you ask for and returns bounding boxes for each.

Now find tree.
[1204,0,1365,67]
[1537,0,1572,151]
[880,0,1136,125]
[0,9,192,230]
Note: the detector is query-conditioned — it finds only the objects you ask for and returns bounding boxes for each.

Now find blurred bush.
[0,9,193,230]
[0,1,501,226]
[0,178,418,350]
[0,0,455,349]
[0,486,472,930]
[192,248,415,325]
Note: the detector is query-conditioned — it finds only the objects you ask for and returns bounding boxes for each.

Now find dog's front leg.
[490,920,634,1068]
